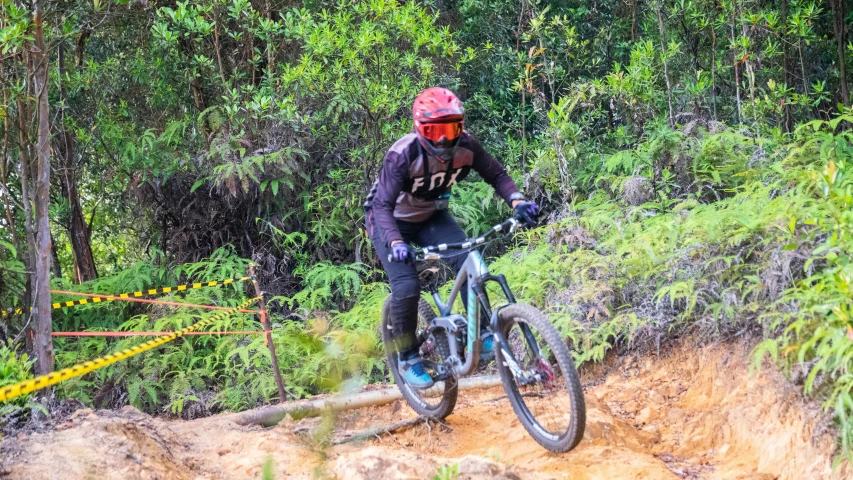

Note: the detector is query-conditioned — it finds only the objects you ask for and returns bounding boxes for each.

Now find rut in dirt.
[1,340,849,480]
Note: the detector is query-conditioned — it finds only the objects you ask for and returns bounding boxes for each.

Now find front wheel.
[381,296,458,419]
[495,303,586,453]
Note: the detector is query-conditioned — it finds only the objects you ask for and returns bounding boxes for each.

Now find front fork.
[476,274,541,383]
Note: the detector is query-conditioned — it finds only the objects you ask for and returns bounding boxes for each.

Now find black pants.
[368,210,468,353]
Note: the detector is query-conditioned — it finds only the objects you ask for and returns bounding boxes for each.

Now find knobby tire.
[495,303,586,453]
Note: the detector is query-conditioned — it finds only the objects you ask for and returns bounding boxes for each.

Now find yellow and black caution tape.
[0,296,261,403]
[0,276,251,316]
[51,276,252,310]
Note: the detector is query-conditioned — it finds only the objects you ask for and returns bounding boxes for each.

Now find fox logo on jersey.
[409,168,467,194]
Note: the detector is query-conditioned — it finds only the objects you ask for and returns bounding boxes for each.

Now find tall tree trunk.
[829,0,849,106]
[264,0,274,81]
[75,28,90,68]
[731,22,743,124]
[798,38,809,94]
[191,78,205,111]
[631,0,639,41]
[57,39,97,283]
[780,0,793,132]
[32,6,54,376]
[249,34,255,86]
[655,0,675,127]
[711,28,717,121]
[213,19,227,85]
[65,177,98,283]
[516,0,526,50]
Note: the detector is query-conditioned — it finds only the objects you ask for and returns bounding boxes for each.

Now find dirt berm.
[1,340,849,479]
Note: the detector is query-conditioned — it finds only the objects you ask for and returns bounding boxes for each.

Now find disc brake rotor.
[535,358,557,391]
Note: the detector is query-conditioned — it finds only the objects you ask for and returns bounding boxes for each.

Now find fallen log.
[233,375,501,427]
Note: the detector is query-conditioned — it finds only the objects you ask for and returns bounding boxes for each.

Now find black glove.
[389,242,416,265]
[513,201,540,227]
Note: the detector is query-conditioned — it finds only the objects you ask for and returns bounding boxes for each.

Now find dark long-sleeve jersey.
[364,132,520,246]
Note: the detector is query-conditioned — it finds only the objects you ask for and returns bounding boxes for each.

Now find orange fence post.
[249,265,288,402]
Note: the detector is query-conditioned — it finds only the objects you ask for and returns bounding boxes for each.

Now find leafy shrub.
[0,343,47,428]
[752,114,853,462]
[271,261,370,312]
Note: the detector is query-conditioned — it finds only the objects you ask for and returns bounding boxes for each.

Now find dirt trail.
[2,340,849,479]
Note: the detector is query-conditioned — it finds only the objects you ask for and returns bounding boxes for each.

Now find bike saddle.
[416,260,441,275]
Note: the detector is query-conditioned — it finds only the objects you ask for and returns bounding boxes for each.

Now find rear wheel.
[381,297,458,419]
[495,303,586,452]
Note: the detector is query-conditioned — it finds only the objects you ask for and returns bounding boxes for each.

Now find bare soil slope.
[1,340,848,479]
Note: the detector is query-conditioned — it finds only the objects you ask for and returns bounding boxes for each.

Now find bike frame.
[421,228,541,379]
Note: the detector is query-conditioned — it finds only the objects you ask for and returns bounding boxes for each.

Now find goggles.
[420,121,462,143]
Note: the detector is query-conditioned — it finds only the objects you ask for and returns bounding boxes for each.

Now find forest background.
[1,0,853,461]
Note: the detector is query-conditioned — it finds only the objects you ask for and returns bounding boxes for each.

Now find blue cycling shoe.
[480,329,495,363]
[399,351,435,389]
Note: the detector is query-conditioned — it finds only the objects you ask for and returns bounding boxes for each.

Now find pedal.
[420,359,454,381]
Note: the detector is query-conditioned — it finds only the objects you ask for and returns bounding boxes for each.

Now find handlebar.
[387,217,521,263]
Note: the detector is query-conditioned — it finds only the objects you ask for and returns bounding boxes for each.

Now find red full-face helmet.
[413,87,464,163]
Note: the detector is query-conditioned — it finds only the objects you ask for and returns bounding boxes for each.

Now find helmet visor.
[420,121,462,143]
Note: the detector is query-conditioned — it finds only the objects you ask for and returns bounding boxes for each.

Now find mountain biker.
[365,87,539,389]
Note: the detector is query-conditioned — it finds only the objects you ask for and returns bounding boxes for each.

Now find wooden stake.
[248,265,288,402]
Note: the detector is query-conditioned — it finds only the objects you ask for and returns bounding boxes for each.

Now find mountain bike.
[380,217,586,453]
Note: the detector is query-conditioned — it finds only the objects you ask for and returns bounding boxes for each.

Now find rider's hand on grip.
[513,201,540,227]
[389,242,416,265]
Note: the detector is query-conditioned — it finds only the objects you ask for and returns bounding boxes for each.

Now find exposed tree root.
[331,416,427,445]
